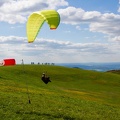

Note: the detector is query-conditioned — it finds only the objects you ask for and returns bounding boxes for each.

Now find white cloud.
[111,36,120,42]
[58,6,120,42]
[118,7,120,12]
[89,13,120,36]
[58,7,101,24]
[1,2,119,38]
[0,36,120,63]
[0,12,26,24]
[64,30,71,33]
[0,0,68,13]
[0,2,120,63]
[118,0,120,12]
[76,26,81,30]
[0,0,68,24]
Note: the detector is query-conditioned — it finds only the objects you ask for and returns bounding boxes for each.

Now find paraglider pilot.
[41,73,51,84]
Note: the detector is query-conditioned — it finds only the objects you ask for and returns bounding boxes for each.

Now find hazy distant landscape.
[56,62,120,72]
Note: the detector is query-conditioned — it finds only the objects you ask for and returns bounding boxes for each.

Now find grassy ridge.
[0,65,120,120]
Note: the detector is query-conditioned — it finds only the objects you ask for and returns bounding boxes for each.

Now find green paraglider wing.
[27,10,60,43]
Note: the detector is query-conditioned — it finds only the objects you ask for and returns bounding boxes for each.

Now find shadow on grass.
[16,110,76,120]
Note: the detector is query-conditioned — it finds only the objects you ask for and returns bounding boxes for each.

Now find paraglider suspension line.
[22,59,31,104]
[26,83,31,104]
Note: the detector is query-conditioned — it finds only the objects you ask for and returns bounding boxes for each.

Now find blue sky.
[0,0,120,64]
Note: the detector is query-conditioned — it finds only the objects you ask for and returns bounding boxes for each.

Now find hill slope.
[107,70,120,75]
[0,65,120,120]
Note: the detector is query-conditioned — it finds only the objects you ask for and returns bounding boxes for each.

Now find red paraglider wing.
[3,59,16,66]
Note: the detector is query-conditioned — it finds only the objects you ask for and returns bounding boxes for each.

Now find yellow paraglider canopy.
[26,10,60,43]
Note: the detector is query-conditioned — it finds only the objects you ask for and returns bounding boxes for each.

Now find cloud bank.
[0,36,120,63]
[0,0,120,63]
[58,7,120,41]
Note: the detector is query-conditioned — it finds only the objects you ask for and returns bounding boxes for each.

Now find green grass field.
[0,65,120,120]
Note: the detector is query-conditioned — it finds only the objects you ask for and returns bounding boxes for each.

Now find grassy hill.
[107,70,120,75]
[0,65,120,120]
